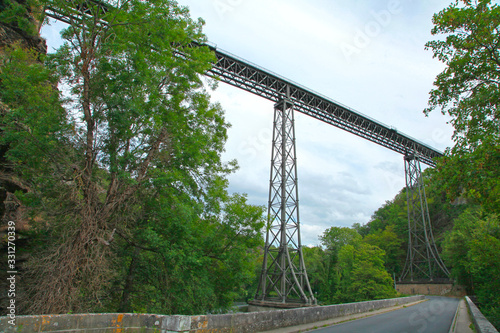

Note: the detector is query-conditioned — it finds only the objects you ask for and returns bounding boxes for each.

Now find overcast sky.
[41,0,456,246]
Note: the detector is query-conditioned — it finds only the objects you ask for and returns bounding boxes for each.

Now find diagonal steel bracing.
[254,98,315,306]
[400,153,450,282]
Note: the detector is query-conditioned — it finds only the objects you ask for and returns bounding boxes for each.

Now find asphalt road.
[310,297,460,333]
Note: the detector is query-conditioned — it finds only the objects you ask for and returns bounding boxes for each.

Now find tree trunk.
[118,247,140,313]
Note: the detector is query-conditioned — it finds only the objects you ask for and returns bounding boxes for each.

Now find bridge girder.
[206,47,443,167]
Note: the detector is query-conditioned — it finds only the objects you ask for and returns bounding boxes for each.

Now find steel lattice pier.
[253,99,315,306]
[400,154,450,282]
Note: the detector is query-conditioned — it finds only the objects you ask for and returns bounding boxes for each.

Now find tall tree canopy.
[335,242,397,303]
[311,226,397,304]
[425,0,500,213]
[0,0,265,315]
[442,208,500,327]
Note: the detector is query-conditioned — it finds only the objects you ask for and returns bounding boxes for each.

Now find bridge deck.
[207,46,442,167]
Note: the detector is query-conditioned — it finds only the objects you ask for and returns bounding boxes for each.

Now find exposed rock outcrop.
[0,0,46,226]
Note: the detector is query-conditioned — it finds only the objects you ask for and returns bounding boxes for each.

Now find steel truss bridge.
[207,46,442,167]
[45,3,449,308]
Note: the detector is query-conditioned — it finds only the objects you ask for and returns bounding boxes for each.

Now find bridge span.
[206,45,442,167]
[45,5,442,167]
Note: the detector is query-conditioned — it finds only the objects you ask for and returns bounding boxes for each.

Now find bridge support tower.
[399,153,450,283]
[250,97,316,308]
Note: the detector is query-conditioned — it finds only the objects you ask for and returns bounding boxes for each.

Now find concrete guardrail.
[465,296,498,333]
[0,295,425,333]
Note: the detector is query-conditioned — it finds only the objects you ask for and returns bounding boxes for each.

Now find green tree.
[362,225,404,276]
[319,226,361,303]
[442,208,500,328]
[302,246,328,301]
[112,192,265,315]
[425,0,500,213]
[357,168,471,281]
[28,0,220,314]
[425,2,500,327]
[334,242,397,303]
[0,46,67,184]
[363,191,408,241]
[0,41,71,316]
[319,226,362,260]
[0,0,266,315]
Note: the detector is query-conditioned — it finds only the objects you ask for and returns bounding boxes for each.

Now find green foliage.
[0,44,76,226]
[434,143,500,214]
[334,242,397,303]
[0,46,67,167]
[425,0,500,214]
[425,0,500,147]
[0,0,40,37]
[316,226,361,302]
[302,246,328,299]
[110,192,265,315]
[319,226,361,261]
[442,208,500,328]
[354,168,469,280]
[351,191,409,279]
[0,0,266,315]
[426,3,500,326]
[362,225,404,276]
[307,226,398,304]
[361,191,408,241]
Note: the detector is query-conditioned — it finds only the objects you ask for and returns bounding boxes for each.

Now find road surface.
[310,296,460,333]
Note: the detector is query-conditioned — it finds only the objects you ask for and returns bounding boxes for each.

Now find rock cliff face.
[0,0,49,314]
[0,0,46,226]
[0,23,46,54]
[0,0,46,53]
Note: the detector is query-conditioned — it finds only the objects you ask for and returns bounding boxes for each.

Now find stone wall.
[0,295,424,333]
[396,283,466,297]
